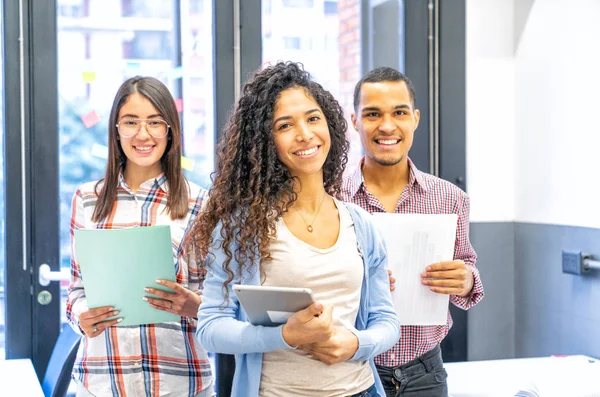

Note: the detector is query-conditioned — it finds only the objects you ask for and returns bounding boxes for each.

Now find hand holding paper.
[144,279,202,318]
[421,259,474,296]
[388,269,396,292]
[79,306,122,338]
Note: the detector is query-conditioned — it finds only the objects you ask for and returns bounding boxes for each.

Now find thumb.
[301,302,323,320]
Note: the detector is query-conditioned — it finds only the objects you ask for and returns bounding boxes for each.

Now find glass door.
[2,0,62,377]
[1,0,218,382]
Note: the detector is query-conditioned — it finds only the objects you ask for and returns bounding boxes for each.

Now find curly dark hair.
[188,61,349,300]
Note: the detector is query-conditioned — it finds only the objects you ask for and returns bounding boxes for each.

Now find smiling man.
[340,67,484,397]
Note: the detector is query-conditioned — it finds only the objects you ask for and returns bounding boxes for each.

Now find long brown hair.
[188,62,349,300]
[92,76,188,222]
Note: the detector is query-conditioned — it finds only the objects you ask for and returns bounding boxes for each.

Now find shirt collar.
[407,157,428,192]
[348,156,428,198]
[118,170,169,193]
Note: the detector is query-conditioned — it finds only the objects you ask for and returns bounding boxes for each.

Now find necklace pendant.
[307,225,313,233]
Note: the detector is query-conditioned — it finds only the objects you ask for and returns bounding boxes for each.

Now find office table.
[445,355,600,397]
[0,358,44,397]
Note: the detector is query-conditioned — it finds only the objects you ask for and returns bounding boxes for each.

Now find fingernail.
[144,288,150,292]
[155,279,163,284]
[117,318,123,323]
[426,266,432,271]
[314,303,322,311]
[109,307,114,311]
[113,311,119,315]
[142,297,148,301]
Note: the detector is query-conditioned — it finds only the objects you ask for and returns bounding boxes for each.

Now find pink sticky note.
[81,110,101,129]
[174,98,183,113]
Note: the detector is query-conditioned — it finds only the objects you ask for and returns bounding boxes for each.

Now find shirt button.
[133,361,142,368]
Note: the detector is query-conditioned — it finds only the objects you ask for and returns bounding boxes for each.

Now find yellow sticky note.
[181,156,195,171]
[83,71,96,83]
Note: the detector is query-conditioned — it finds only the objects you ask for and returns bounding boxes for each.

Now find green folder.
[74,225,180,326]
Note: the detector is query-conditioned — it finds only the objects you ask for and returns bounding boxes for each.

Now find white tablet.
[232,285,314,326]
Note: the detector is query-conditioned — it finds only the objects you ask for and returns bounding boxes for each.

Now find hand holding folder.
[74,225,180,326]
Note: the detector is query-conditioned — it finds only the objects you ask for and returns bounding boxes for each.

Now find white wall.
[514,0,600,229]
[467,0,600,229]
[466,0,516,223]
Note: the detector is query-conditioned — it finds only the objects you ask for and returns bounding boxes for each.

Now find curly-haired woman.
[190,62,400,397]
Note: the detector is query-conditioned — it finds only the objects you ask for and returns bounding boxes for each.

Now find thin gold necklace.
[295,194,327,233]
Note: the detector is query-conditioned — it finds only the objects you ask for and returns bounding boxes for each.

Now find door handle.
[38,263,70,286]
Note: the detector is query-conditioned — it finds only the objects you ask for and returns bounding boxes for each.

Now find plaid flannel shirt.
[66,173,212,396]
[340,157,484,366]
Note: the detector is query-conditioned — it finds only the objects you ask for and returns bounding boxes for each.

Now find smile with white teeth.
[295,146,318,156]
[376,139,400,145]
[134,145,153,152]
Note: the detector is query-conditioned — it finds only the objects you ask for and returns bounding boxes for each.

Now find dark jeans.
[376,345,448,397]
[349,383,378,397]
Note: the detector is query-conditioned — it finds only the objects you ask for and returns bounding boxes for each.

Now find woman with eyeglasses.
[66,76,214,397]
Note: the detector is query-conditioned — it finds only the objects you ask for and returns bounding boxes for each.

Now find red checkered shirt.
[66,173,212,396]
[340,157,484,367]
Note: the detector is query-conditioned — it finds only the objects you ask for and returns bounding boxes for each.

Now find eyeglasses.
[116,118,170,139]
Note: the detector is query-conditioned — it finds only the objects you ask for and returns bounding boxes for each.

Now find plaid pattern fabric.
[340,157,484,367]
[66,173,212,397]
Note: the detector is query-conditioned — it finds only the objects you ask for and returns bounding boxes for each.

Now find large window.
[57,0,215,318]
[262,0,363,171]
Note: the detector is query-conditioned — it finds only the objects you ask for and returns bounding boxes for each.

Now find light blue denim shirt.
[196,202,400,397]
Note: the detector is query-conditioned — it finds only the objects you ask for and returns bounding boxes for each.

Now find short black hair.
[353,67,417,110]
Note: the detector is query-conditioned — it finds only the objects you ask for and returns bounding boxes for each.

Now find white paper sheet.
[372,213,458,325]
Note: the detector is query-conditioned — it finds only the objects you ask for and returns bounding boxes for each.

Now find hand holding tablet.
[232,285,336,348]
[282,302,334,348]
